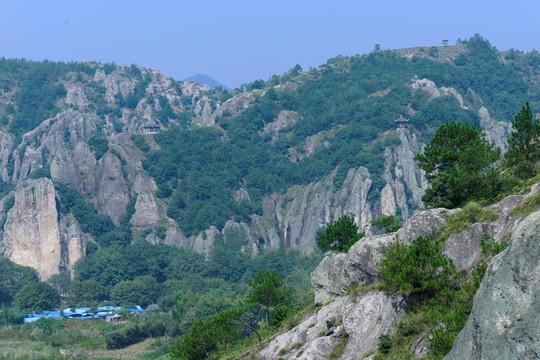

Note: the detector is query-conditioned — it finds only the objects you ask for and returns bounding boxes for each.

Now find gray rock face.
[445,211,540,360]
[478,106,511,152]
[0,178,86,279]
[262,110,300,144]
[311,208,449,305]
[64,85,89,110]
[444,184,540,271]
[257,292,403,360]
[249,128,427,255]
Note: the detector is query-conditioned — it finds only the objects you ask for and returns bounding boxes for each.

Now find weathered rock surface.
[262,110,300,144]
[478,106,511,152]
[311,208,450,305]
[248,128,427,256]
[0,178,85,279]
[409,76,466,109]
[445,210,540,360]
[444,184,540,271]
[257,292,404,360]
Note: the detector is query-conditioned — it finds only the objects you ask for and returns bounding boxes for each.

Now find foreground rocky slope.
[445,210,540,360]
[253,186,540,359]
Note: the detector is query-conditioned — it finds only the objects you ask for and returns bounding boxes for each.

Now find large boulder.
[444,184,540,271]
[1,178,86,279]
[311,208,449,305]
[257,291,403,360]
[444,211,540,359]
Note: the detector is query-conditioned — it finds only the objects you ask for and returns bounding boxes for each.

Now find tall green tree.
[0,258,39,304]
[504,102,540,178]
[415,121,501,208]
[170,308,243,360]
[47,273,71,297]
[316,215,364,252]
[245,270,294,325]
[13,282,61,310]
[68,279,104,307]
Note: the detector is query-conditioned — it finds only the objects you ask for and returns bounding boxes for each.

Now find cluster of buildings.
[22,305,157,323]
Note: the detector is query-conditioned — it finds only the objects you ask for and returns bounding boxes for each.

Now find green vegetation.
[170,270,302,359]
[371,215,401,234]
[379,236,456,298]
[438,202,499,242]
[329,335,349,359]
[510,188,540,217]
[13,282,61,311]
[416,121,502,208]
[134,35,540,238]
[54,182,133,248]
[504,102,540,178]
[479,234,509,255]
[0,258,39,304]
[316,215,365,252]
[87,132,109,161]
[246,270,294,325]
[375,234,489,359]
[1,37,540,359]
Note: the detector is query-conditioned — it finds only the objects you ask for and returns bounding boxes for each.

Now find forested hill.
[0,35,539,280]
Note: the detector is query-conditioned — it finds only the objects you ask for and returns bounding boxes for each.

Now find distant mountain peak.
[183,74,229,90]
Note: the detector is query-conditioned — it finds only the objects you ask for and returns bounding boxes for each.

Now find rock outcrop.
[477,106,512,152]
[246,128,427,256]
[258,292,404,360]
[445,210,540,359]
[444,184,540,271]
[311,208,450,305]
[0,178,86,279]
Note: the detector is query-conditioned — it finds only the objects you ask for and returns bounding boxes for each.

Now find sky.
[1,0,539,89]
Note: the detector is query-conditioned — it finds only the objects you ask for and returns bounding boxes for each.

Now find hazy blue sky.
[1,0,539,88]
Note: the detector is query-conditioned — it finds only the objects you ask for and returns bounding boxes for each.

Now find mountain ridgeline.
[0,35,539,279]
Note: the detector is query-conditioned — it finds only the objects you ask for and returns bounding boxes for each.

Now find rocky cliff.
[252,185,540,359]
[444,210,540,360]
[0,178,86,279]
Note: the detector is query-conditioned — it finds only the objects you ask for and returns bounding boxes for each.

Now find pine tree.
[316,215,364,252]
[416,121,501,208]
[505,102,540,178]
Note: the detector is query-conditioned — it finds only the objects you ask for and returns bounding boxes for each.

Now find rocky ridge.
[252,185,540,359]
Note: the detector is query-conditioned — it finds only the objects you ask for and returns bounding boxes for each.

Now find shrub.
[510,189,540,217]
[379,236,456,298]
[439,202,499,242]
[371,215,401,234]
[378,333,392,354]
[479,234,509,255]
[329,336,349,359]
[105,323,144,349]
[316,215,365,253]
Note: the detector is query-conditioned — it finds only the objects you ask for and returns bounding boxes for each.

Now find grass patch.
[510,189,540,217]
[279,302,319,332]
[439,202,499,243]
[328,335,349,359]
[291,341,303,350]
[346,282,380,298]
